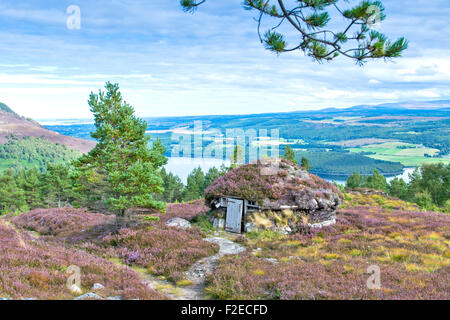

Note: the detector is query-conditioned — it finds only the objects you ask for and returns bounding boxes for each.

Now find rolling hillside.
[0,102,95,153]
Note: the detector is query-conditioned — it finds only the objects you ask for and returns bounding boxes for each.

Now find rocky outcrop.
[165,218,192,230]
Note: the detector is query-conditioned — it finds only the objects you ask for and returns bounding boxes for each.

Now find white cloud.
[0,0,449,119]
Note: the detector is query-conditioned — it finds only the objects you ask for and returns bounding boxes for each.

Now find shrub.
[98,226,219,282]
[0,221,162,300]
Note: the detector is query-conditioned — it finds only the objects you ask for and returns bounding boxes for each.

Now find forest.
[0,136,81,172]
[1,146,448,215]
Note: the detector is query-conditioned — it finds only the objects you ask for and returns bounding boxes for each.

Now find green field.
[348,141,450,167]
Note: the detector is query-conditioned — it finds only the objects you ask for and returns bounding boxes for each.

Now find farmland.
[348,142,450,167]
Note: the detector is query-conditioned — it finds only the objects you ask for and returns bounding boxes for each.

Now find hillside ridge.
[0,102,95,153]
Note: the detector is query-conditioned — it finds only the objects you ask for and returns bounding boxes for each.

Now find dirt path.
[141,236,246,300]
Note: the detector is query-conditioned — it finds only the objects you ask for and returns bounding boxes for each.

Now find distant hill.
[0,102,19,116]
[0,102,95,153]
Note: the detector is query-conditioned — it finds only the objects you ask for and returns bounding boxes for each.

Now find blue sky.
[0,0,449,119]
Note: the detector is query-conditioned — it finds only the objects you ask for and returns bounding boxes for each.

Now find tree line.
[346,164,450,212]
[0,162,227,215]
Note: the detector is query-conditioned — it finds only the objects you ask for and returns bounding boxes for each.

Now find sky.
[0,0,449,119]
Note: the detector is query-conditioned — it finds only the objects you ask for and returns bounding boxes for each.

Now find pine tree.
[346,172,363,189]
[16,167,42,208]
[41,164,73,208]
[0,169,27,214]
[158,168,185,203]
[388,177,408,200]
[283,145,298,164]
[407,164,449,207]
[184,167,205,201]
[365,169,387,191]
[73,82,167,216]
[205,167,223,189]
[301,157,311,172]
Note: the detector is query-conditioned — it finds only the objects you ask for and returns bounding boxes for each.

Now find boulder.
[74,292,103,300]
[165,218,191,229]
[91,283,105,291]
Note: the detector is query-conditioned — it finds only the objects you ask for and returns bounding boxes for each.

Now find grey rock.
[264,258,279,264]
[91,283,105,291]
[212,218,225,229]
[205,237,246,256]
[73,292,103,300]
[165,218,191,229]
[308,218,336,229]
[106,296,123,300]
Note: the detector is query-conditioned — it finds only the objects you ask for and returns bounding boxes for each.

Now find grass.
[348,141,449,167]
[191,214,215,233]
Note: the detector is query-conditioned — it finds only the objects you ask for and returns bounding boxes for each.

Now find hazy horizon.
[32,98,450,122]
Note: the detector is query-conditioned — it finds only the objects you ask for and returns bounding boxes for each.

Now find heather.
[4,194,449,300]
[0,220,163,300]
[205,159,343,207]
[160,199,210,222]
[206,194,450,300]
[95,226,219,282]
[12,207,114,238]
[10,206,219,283]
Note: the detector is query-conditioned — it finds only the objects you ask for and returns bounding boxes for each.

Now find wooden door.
[225,198,243,233]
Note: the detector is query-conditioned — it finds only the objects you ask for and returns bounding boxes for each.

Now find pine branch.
[180,0,408,64]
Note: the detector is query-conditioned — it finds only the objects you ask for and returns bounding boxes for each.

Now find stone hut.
[204,159,343,234]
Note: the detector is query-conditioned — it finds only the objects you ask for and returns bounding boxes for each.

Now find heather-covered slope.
[0,219,162,300]
[3,197,449,300]
[7,205,218,297]
[0,104,95,153]
[206,194,450,300]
